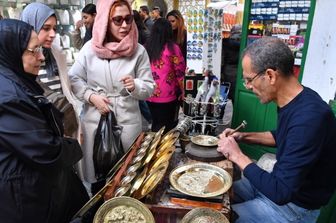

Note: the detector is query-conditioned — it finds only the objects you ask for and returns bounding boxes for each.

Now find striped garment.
[38,62,63,93]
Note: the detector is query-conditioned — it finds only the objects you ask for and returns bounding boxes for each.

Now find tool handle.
[228,120,247,136]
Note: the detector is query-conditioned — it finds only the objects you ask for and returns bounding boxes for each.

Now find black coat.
[0,19,88,223]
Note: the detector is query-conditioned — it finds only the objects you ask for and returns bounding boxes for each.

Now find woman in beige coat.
[69,0,155,194]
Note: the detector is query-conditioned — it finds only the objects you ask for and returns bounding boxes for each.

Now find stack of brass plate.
[130,166,148,195]
[132,161,169,199]
[142,127,164,165]
[93,196,155,223]
[156,130,180,158]
[150,146,176,173]
[169,163,232,198]
[114,183,132,197]
[181,207,229,223]
[159,129,180,147]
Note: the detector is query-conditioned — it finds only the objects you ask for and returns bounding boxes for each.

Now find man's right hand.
[219,128,243,142]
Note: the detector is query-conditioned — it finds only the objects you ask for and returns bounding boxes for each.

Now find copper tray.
[93,196,155,223]
[191,135,218,147]
[181,207,229,223]
[169,163,232,198]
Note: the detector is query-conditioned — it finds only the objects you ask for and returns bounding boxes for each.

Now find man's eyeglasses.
[111,15,133,26]
[26,46,43,56]
[242,70,265,88]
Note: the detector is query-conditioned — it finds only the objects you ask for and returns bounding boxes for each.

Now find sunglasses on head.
[111,15,133,26]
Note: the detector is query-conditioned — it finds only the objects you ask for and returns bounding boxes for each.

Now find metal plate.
[93,196,155,223]
[191,135,219,147]
[130,167,148,195]
[156,139,176,158]
[160,130,180,146]
[120,171,137,187]
[150,147,175,173]
[181,207,229,223]
[114,183,131,197]
[133,161,169,199]
[169,163,232,198]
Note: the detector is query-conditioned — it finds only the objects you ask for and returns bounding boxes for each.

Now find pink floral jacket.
[147,43,186,103]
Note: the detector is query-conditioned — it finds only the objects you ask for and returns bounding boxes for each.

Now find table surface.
[144,147,233,222]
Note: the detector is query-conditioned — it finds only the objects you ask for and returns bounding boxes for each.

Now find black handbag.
[93,111,124,180]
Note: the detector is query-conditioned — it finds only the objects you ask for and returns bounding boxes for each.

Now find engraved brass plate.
[169,163,232,198]
[191,135,219,147]
[181,207,229,223]
[93,196,155,223]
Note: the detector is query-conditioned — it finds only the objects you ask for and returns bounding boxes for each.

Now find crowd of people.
[0,1,336,223]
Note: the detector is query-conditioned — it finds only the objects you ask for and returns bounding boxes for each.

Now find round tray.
[181,207,229,223]
[169,163,232,198]
[191,135,219,147]
[93,196,155,223]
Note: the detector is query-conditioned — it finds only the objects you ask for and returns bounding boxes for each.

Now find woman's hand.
[89,94,111,115]
[75,20,83,31]
[120,75,135,92]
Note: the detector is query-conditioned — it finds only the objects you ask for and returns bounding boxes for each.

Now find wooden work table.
[143,146,233,223]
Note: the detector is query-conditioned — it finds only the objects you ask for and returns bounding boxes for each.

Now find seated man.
[217,37,336,223]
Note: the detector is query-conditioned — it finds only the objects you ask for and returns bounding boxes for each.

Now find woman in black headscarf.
[0,19,88,223]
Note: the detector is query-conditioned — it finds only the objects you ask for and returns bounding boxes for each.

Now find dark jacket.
[0,19,88,223]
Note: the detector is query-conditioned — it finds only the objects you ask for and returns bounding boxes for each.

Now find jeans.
[232,177,320,223]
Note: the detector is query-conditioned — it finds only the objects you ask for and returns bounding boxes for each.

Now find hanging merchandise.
[248,0,312,76]
[202,7,224,79]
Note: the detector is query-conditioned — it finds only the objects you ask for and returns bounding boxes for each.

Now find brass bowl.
[133,161,169,199]
[114,183,131,197]
[120,171,137,187]
[130,166,148,195]
[93,196,155,223]
[181,207,229,223]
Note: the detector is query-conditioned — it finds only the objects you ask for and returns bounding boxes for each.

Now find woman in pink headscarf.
[69,0,154,194]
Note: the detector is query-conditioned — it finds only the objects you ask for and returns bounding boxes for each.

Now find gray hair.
[20,2,55,33]
[242,37,294,77]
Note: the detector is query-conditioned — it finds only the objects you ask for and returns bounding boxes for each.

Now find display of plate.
[156,140,176,158]
[191,135,219,147]
[93,196,155,223]
[114,183,131,197]
[151,148,175,173]
[120,171,137,187]
[143,146,156,166]
[181,207,229,223]
[133,161,169,199]
[169,163,232,198]
[130,167,148,195]
[160,130,180,146]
